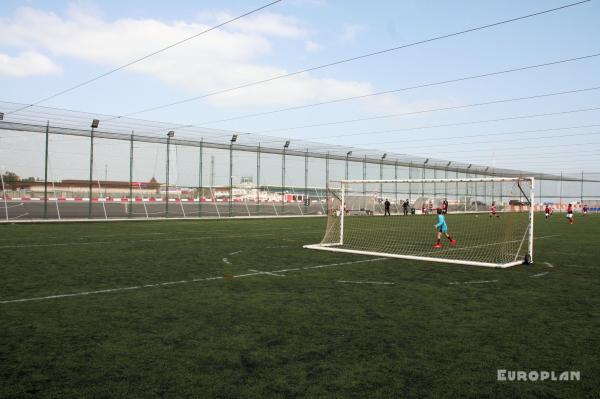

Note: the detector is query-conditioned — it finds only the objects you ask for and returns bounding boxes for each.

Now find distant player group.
[544,203,588,224]
[373,198,589,249]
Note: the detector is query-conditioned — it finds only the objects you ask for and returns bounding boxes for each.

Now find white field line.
[448,280,499,285]
[544,262,554,268]
[222,258,231,265]
[0,233,277,249]
[0,258,387,304]
[228,250,243,256]
[0,226,314,244]
[530,272,549,278]
[248,269,285,277]
[337,280,394,285]
[265,245,290,249]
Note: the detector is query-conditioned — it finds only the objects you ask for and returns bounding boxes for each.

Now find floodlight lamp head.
[231,134,238,143]
[284,140,290,148]
[347,151,352,156]
[382,153,387,160]
[447,161,452,167]
[167,130,175,138]
[91,119,99,128]
[467,164,472,169]
[0,112,4,121]
[424,158,429,164]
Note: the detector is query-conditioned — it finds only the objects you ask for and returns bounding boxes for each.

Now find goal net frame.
[304,177,535,268]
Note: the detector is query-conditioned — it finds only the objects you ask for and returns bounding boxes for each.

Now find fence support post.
[129,131,134,218]
[362,155,366,197]
[281,147,286,214]
[166,136,171,217]
[88,126,95,219]
[304,149,308,212]
[198,139,203,217]
[559,171,563,211]
[394,161,398,212]
[44,121,49,219]
[256,144,261,215]
[580,170,584,205]
[325,152,330,215]
[229,142,233,217]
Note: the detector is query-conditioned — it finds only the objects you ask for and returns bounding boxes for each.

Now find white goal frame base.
[302,244,524,268]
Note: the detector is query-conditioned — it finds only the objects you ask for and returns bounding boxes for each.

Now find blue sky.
[1,0,599,180]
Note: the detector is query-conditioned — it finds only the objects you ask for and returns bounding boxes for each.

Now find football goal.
[304,177,534,268]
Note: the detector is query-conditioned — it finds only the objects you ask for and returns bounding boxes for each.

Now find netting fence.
[0,104,599,221]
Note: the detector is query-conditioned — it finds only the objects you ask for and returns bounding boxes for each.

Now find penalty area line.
[0,258,388,304]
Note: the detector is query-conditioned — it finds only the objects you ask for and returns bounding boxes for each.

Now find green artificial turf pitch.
[0,214,599,398]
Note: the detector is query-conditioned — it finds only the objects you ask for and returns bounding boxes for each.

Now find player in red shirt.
[489,202,499,218]
[583,204,589,216]
[566,203,574,224]
[545,204,551,219]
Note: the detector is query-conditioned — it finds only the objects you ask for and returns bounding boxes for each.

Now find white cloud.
[304,40,321,52]
[197,11,309,39]
[0,51,62,77]
[341,23,366,42]
[1,5,430,112]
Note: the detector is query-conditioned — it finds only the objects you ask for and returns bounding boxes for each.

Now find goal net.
[304,178,534,268]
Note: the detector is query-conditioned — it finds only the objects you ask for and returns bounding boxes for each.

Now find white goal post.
[304,177,534,268]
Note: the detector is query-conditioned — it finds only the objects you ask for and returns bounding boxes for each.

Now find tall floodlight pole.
[44,121,49,219]
[282,140,290,213]
[166,131,174,217]
[345,151,352,181]
[229,134,237,217]
[129,131,134,218]
[88,119,99,218]
[380,153,386,200]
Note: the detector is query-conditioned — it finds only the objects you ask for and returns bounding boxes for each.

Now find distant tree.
[1,171,20,190]
[22,177,37,183]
